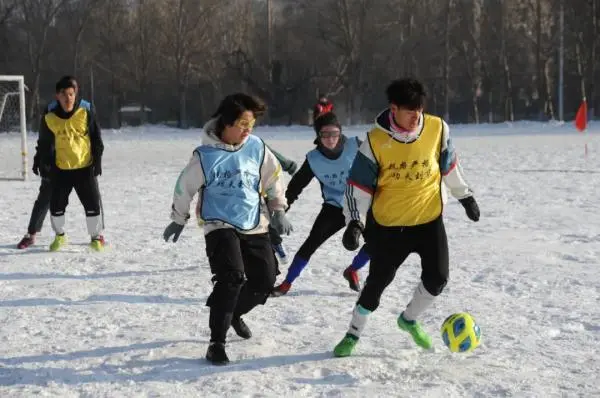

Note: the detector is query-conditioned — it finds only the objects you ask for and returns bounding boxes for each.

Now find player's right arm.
[36,114,55,172]
[284,159,315,208]
[343,137,379,225]
[170,152,205,225]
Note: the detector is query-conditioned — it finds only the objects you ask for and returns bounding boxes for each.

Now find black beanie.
[313,112,341,134]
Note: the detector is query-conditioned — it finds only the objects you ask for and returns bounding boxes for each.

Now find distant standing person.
[16,101,59,249]
[36,75,105,252]
[313,95,333,123]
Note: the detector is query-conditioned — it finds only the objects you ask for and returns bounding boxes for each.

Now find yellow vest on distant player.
[369,114,443,226]
[45,107,92,170]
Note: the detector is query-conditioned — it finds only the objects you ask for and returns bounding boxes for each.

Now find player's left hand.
[459,196,480,222]
[163,222,184,242]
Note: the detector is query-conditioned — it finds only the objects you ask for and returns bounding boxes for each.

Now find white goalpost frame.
[0,75,28,181]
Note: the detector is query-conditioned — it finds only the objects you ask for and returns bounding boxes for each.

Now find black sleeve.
[88,107,104,167]
[285,159,314,206]
[37,115,54,172]
[266,144,295,173]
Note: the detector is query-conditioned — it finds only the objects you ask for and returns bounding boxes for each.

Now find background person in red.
[312,94,333,123]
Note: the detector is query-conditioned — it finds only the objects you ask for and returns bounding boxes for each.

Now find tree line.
[0,0,598,128]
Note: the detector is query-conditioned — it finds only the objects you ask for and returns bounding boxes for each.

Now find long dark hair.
[211,93,267,137]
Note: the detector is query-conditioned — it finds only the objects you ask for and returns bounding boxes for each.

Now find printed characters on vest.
[193,130,297,265]
[162,93,293,366]
[35,75,105,252]
[333,78,480,357]
[271,112,370,297]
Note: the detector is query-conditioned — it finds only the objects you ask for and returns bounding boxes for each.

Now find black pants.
[27,177,52,235]
[296,203,345,260]
[357,215,449,312]
[205,229,277,343]
[50,167,101,217]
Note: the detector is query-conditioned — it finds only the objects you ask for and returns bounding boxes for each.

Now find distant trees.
[0,0,597,127]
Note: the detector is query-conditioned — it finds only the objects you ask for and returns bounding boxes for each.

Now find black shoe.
[206,342,229,365]
[231,317,252,339]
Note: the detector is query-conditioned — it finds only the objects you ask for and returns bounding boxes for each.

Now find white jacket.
[170,118,287,235]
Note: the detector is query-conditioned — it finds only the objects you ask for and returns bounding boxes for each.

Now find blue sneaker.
[272,243,289,264]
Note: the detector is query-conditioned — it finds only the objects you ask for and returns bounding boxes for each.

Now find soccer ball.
[440,312,481,353]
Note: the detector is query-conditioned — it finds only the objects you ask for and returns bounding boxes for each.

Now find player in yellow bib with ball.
[334,78,480,356]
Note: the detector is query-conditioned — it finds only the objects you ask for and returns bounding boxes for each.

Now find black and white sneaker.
[206,342,229,365]
[231,317,252,339]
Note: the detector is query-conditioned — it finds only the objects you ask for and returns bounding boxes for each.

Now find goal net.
[0,75,28,181]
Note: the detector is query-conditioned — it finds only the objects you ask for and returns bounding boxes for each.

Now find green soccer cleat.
[49,234,68,252]
[333,334,359,357]
[90,235,105,252]
[397,313,433,349]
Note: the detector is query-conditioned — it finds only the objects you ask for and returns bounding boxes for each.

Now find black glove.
[459,196,480,222]
[36,162,52,178]
[163,222,184,242]
[93,162,102,177]
[342,220,364,251]
[32,154,40,175]
[286,161,298,175]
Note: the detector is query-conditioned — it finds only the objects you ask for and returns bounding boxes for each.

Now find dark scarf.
[314,134,347,160]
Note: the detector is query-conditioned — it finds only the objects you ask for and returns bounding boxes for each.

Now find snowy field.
[0,121,599,397]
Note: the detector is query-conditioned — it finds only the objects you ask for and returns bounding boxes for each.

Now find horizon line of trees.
[0,0,598,129]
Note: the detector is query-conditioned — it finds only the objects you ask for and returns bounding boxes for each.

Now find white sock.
[86,215,103,237]
[402,282,436,322]
[51,215,65,235]
[346,305,371,338]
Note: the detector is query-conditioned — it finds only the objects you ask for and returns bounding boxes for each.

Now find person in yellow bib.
[36,76,105,252]
[333,78,480,357]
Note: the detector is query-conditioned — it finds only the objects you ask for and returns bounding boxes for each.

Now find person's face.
[390,104,423,131]
[318,124,341,149]
[56,87,77,112]
[222,110,256,145]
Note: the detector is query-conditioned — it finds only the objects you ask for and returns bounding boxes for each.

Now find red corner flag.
[575,98,588,132]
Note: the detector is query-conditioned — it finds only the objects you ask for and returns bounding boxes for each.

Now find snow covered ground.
[0,121,599,397]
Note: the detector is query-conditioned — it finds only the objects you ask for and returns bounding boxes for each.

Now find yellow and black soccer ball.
[441,312,482,353]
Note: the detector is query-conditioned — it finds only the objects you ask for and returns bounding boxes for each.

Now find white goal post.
[0,75,28,181]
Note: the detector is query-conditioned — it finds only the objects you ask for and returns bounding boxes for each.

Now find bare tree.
[160,0,221,128]
[122,0,162,122]
[0,0,19,70]
[17,0,68,120]
[0,0,17,25]
[93,0,130,127]
[55,0,99,75]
